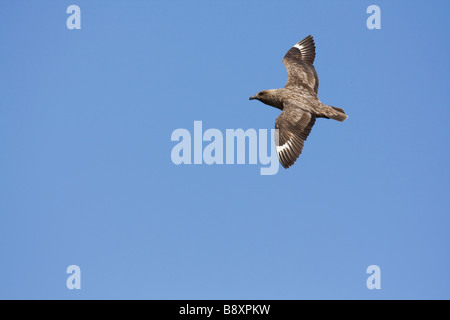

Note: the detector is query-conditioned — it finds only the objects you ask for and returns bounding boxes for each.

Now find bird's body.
[249,35,347,169]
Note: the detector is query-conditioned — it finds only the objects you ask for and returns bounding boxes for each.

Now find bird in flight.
[249,35,347,169]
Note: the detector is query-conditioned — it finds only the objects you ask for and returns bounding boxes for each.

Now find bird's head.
[249,90,282,109]
[249,90,268,102]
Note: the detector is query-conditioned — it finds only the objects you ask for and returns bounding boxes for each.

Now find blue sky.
[0,0,449,299]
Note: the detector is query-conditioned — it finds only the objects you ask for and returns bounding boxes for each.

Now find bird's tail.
[318,104,348,122]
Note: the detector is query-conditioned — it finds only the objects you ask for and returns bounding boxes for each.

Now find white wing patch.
[276,140,293,153]
[293,43,304,51]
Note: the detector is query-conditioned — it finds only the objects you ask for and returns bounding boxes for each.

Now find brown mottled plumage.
[249,35,347,169]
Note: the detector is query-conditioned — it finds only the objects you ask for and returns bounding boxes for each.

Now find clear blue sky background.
[1,0,449,299]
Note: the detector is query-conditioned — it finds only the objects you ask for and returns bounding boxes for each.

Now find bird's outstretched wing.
[275,101,316,169]
[282,35,319,94]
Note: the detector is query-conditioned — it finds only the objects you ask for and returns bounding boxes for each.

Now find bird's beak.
[249,96,257,100]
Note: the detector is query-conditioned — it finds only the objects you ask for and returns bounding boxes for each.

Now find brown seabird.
[249,35,347,169]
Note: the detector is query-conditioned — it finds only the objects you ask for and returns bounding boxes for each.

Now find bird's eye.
[259,92,265,96]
